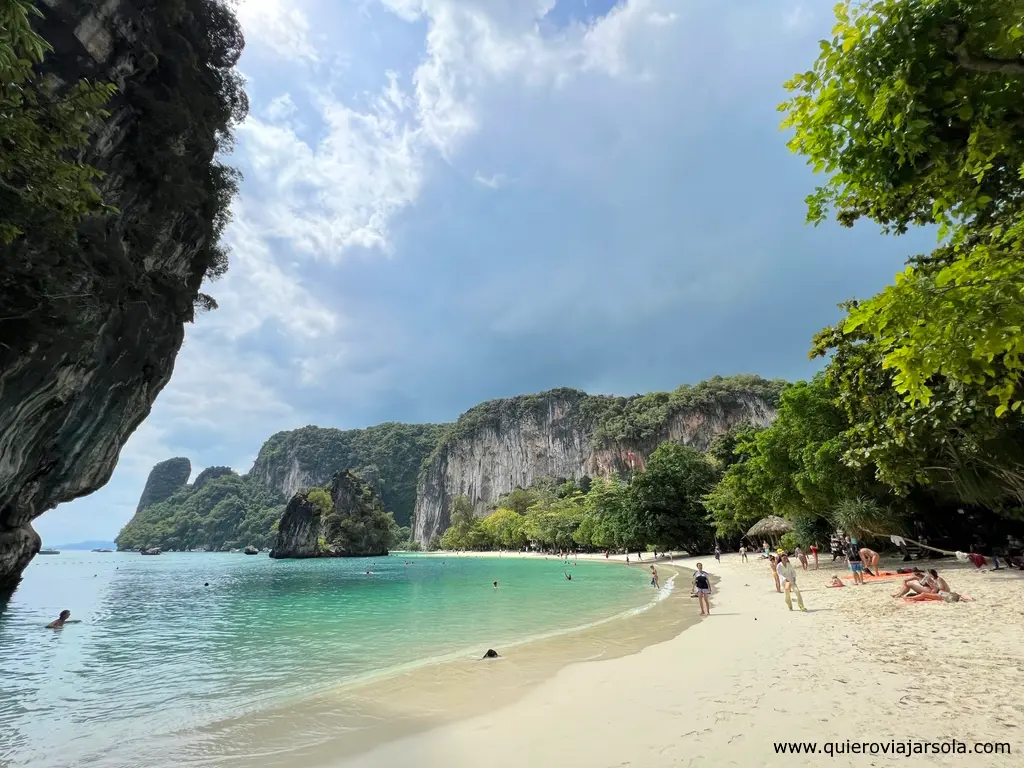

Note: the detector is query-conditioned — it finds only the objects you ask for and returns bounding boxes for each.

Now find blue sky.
[39,0,935,544]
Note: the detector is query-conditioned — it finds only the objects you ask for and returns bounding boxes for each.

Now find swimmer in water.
[564,571,572,581]
[46,610,71,629]
[493,581,498,589]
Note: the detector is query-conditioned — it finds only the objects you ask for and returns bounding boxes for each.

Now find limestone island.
[270,470,393,559]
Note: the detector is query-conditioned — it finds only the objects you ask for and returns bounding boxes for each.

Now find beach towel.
[842,571,902,582]
[825,583,845,588]
[903,592,973,603]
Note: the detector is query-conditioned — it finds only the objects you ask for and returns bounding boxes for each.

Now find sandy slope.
[335,554,1024,768]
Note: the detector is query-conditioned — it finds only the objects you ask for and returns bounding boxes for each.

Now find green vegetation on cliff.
[430,374,787,456]
[439,446,719,555]
[134,457,191,513]
[0,0,115,244]
[116,472,284,551]
[253,423,448,526]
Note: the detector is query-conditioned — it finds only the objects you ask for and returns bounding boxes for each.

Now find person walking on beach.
[649,565,659,588]
[846,537,865,585]
[714,544,722,563]
[693,563,712,616]
[768,554,781,593]
[795,546,808,570]
[776,553,806,611]
[739,545,748,563]
[810,542,819,569]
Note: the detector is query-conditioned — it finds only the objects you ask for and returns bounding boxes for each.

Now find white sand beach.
[335,553,1024,768]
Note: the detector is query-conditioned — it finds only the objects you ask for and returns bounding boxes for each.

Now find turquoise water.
[0,551,651,767]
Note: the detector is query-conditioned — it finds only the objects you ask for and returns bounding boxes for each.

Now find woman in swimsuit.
[693,563,712,616]
[768,554,781,593]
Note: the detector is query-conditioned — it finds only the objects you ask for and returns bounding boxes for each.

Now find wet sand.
[330,553,1024,768]
[175,556,695,767]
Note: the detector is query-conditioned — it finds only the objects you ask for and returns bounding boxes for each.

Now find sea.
[0,550,668,767]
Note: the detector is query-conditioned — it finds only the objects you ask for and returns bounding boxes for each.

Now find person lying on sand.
[892,569,935,598]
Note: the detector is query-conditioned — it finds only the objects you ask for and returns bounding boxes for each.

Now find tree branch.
[956,49,1024,76]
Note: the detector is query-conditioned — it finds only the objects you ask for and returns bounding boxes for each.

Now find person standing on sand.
[714,544,721,563]
[740,545,748,563]
[693,563,712,616]
[810,542,819,569]
[846,537,865,585]
[768,554,781,593]
[776,553,806,611]
[794,546,808,569]
[649,565,659,588]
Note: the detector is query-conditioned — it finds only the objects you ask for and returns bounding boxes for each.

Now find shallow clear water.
[0,551,650,766]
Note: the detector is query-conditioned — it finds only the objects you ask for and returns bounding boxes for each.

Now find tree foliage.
[705,377,883,538]
[0,0,116,244]
[116,472,285,551]
[626,443,718,554]
[781,0,1024,413]
[254,423,448,526]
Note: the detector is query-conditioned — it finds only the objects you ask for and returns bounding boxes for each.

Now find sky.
[39,0,936,544]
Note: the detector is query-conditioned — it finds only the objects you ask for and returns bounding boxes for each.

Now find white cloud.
[782,5,812,33]
[647,11,677,26]
[473,171,506,189]
[264,93,298,122]
[235,0,319,63]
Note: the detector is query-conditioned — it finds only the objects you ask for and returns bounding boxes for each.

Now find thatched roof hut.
[746,515,795,540]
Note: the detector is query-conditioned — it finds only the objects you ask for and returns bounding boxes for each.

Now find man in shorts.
[846,537,865,585]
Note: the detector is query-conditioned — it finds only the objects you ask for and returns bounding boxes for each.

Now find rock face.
[412,379,781,545]
[135,458,191,513]
[249,423,448,526]
[270,471,393,559]
[191,466,235,491]
[0,0,245,593]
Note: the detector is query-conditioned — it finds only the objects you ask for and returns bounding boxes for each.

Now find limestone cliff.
[116,466,283,552]
[412,376,784,544]
[0,0,245,592]
[270,471,393,559]
[135,458,191,513]
[249,423,447,527]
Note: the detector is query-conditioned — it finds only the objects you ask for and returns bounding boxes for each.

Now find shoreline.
[159,557,696,767]
[331,554,1023,768]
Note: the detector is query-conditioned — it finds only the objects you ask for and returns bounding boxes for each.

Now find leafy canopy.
[0,0,116,244]
[781,0,1024,412]
[626,443,718,554]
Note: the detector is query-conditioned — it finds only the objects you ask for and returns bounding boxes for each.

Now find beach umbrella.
[746,516,795,540]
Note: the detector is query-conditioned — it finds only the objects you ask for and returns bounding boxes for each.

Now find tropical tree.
[575,475,633,549]
[781,0,1024,414]
[627,443,718,554]
[480,508,527,549]
[0,0,117,244]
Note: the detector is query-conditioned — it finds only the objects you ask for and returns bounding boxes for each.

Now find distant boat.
[244,545,259,555]
[38,549,60,555]
[141,548,162,556]
[91,549,113,553]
